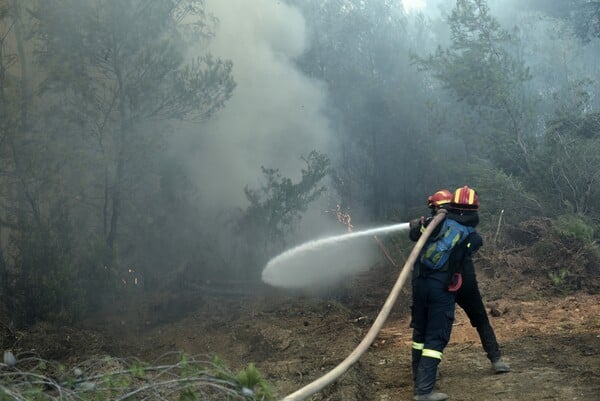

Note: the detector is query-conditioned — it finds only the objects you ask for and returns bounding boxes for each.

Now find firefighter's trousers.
[410,271,455,396]
[456,267,501,362]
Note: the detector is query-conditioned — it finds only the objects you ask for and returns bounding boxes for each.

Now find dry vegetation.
[1,222,599,400]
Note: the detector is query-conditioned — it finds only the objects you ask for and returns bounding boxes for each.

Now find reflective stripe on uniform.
[412,342,424,350]
[446,231,461,248]
[422,349,443,360]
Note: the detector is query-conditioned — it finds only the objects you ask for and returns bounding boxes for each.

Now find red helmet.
[427,189,452,209]
[451,186,479,210]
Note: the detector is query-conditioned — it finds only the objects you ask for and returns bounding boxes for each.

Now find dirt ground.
[7,249,600,401]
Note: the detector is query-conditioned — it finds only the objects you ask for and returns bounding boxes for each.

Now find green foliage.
[552,214,595,243]
[7,208,121,326]
[211,357,274,401]
[413,0,533,175]
[533,109,600,218]
[0,353,274,400]
[424,0,530,107]
[0,0,236,325]
[234,151,330,275]
[9,213,82,326]
[525,214,600,293]
[23,0,235,260]
[3,0,600,333]
[211,355,230,379]
[129,361,147,379]
[179,387,200,401]
[289,0,436,219]
[242,151,330,235]
[235,363,274,400]
[548,268,570,290]
[179,353,202,379]
[443,159,542,227]
[576,111,600,139]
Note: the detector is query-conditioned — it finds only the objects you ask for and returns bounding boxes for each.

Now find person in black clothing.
[449,186,510,373]
[410,187,510,374]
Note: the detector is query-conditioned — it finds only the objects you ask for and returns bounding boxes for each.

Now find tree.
[526,0,600,42]
[32,0,235,251]
[414,0,533,175]
[537,108,600,218]
[289,0,438,219]
[0,0,236,325]
[0,0,46,324]
[234,151,330,278]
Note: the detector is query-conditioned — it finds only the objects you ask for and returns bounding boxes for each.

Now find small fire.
[335,204,353,233]
[332,204,399,268]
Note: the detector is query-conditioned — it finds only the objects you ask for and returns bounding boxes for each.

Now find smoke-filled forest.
[0,1,599,400]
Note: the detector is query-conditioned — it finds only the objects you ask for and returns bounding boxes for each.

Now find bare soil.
[6,249,600,401]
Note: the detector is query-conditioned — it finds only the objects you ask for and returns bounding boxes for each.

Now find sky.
[402,0,427,14]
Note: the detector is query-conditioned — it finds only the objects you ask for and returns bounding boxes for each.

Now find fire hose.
[280,210,447,401]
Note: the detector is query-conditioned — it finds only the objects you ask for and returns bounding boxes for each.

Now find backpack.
[420,218,475,270]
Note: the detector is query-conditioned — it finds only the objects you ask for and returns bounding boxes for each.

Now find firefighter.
[408,189,476,401]
[410,186,510,375]
[448,186,510,373]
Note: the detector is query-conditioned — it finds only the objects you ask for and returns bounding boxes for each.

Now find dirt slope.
[8,254,600,401]
[64,262,599,401]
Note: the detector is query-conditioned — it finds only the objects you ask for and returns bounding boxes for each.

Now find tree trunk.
[107,157,123,249]
[11,0,30,129]
[106,44,128,250]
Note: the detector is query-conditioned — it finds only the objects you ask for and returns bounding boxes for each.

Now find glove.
[408,216,427,241]
[465,232,483,254]
[409,216,425,229]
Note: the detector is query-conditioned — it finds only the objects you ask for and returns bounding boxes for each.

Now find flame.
[335,204,353,233]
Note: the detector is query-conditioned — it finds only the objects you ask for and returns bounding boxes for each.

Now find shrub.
[551,214,594,243]
[10,220,82,327]
[233,151,330,278]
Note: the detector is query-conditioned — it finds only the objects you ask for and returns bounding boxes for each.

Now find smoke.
[187,0,333,210]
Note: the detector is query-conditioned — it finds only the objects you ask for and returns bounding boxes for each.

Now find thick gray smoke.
[190,0,333,209]
[170,0,380,284]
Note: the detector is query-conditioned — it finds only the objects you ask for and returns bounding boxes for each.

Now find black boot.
[413,392,449,401]
[492,358,510,373]
[414,357,441,396]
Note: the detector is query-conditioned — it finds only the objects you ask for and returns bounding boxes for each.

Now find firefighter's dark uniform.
[448,211,503,364]
[410,209,504,377]
[409,217,475,397]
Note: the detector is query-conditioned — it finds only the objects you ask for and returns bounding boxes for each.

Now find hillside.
[4,237,599,401]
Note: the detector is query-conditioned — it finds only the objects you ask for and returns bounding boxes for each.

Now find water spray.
[262,222,409,288]
[276,210,447,401]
